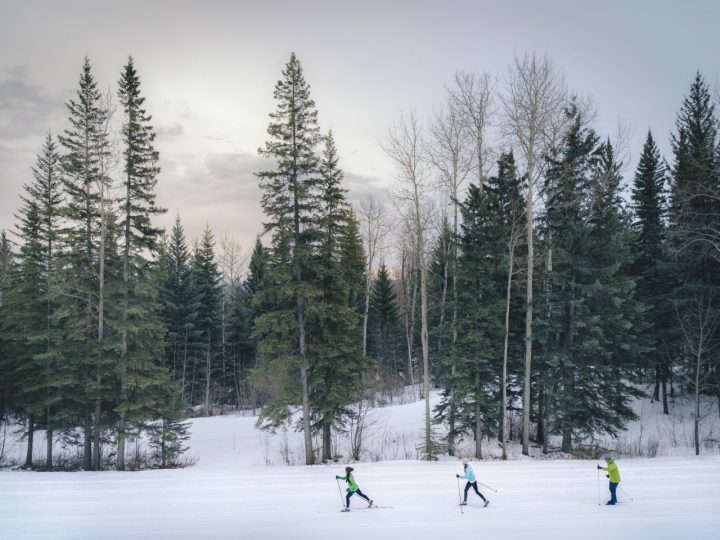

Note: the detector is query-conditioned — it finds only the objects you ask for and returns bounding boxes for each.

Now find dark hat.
[345,466,353,473]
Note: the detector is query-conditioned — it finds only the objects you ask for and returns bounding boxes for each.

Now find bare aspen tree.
[358,197,388,357]
[383,111,435,458]
[398,234,418,393]
[500,191,525,461]
[677,294,717,456]
[427,99,472,456]
[502,52,566,456]
[449,70,495,187]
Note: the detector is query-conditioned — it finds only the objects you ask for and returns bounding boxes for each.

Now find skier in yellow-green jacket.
[597,455,621,505]
[336,466,373,511]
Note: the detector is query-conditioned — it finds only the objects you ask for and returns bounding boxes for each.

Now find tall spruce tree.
[192,226,222,416]
[310,132,367,462]
[10,134,65,469]
[487,152,525,457]
[451,182,504,458]
[56,57,112,469]
[538,110,644,453]
[159,215,201,405]
[668,73,720,453]
[630,131,672,413]
[255,52,322,464]
[116,56,167,469]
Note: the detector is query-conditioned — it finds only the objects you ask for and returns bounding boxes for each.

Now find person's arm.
[336,475,347,480]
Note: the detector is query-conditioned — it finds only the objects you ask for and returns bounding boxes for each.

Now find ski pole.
[618,485,634,501]
[457,477,463,514]
[477,481,498,493]
[597,468,601,506]
[336,478,345,507]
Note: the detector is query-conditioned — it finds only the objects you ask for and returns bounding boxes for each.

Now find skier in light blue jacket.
[456,460,489,507]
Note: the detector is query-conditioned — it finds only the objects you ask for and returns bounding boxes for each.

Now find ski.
[341,505,393,511]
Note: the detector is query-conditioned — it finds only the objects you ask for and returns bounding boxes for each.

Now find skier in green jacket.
[597,455,621,505]
[336,466,373,511]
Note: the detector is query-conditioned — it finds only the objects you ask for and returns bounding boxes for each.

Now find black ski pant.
[464,481,487,503]
[346,488,370,507]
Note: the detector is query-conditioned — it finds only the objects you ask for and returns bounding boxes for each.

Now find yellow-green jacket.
[337,473,358,492]
[602,458,621,483]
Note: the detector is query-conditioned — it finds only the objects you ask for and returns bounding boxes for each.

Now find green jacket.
[602,459,621,483]
[337,473,358,492]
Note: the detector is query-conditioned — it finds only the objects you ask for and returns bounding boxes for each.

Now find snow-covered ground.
[1,392,719,539]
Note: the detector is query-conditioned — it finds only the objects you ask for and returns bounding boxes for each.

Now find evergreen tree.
[159,215,201,405]
[668,73,720,453]
[230,237,268,410]
[538,109,644,453]
[428,220,454,364]
[254,52,323,464]
[0,231,16,448]
[427,219,458,453]
[309,132,367,462]
[487,152,525,455]
[192,226,222,416]
[451,182,504,458]
[367,263,402,374]
[116,56,167,470]
[147,411,190,468]
[630,131,673,413]
[10,134,66,469]
[56,57,112,469]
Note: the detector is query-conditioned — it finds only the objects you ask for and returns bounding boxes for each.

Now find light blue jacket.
[458,464,476,482]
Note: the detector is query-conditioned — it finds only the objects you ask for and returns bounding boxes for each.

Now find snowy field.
[1,456,719,540]
[1,392,719,540]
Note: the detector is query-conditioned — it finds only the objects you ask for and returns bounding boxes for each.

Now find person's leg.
[346,491,354,508]
[609,482,618,504]
[471,482,487,502]
[356,489,370,503]
[463,482,471,503]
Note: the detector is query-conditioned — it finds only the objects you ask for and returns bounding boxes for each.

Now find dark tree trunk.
[322,419,331,463]
[652,364,660,402]
[661,363,669,415]
[83,411,92,470]
[93,394,102,470]
[46,407,53,471]
[537,380,546,447]
[24,415,34,468]
[561,428,572,453]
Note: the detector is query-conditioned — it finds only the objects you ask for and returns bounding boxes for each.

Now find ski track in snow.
[1,457,719,540]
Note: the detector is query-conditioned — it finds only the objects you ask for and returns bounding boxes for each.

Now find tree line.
[1,52,719,471]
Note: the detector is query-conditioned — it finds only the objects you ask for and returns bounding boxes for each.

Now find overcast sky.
[1,0,718,254]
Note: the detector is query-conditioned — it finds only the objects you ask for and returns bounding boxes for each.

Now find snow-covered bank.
[2,388,719,470]
[1,457,719,540]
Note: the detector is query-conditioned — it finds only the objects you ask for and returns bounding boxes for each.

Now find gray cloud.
[155,150,270,248]
[0,65,66,139]
[344,170,388,205]
[156,122,184,137]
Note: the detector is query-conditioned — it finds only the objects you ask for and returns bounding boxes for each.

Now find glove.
[456,474,460,478]
[606,475,609,478]
[335,476,340,479]
[596,465,602,470]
